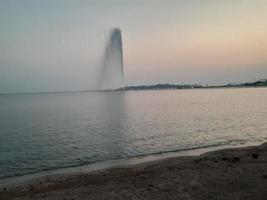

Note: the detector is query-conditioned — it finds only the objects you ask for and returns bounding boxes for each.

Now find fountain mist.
[98,28,124,90]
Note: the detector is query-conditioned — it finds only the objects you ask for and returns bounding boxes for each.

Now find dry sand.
[0,143,267,200]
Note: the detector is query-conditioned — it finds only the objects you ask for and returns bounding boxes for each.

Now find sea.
[0,88,267,180]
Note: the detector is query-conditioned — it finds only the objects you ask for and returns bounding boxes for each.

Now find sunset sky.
[0,0,267,93]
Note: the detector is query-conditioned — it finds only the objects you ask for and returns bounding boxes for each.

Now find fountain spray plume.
[97,27,125,91]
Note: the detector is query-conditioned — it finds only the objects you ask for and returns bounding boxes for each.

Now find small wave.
[1,138,263,182]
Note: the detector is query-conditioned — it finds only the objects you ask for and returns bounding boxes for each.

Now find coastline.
[0,84,266,96]
[0,140,263,186]
[1,141,266,200]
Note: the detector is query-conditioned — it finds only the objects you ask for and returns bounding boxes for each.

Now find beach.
[0,142,266,200]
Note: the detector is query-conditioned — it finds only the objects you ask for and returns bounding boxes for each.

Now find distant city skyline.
[0,0,267,93]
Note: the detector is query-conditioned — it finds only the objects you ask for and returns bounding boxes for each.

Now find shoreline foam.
[1,141,266,199]
[0,139,264,187]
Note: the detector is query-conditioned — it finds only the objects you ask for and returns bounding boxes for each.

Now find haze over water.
[0,88,266,179]
[1,0,267,93]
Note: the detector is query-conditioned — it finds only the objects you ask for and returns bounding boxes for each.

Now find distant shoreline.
[123,79,267,91]
[0,79,266,95]
[123,84,267,91]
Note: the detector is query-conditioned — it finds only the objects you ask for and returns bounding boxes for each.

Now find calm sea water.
[0,88,267,179]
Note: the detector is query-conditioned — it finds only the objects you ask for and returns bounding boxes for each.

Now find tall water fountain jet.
[98,28,124,90]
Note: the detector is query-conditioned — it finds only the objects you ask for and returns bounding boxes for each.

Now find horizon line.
[0,79,266,95]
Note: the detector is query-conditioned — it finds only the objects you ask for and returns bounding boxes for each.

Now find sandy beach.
[0,142,267,200]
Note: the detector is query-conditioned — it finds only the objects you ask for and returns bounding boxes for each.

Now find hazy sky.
[0,0,267,93]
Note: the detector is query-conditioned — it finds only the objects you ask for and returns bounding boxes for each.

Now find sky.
[0,0,267,93]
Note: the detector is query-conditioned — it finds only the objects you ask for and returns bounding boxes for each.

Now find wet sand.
[0,143,267,200]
